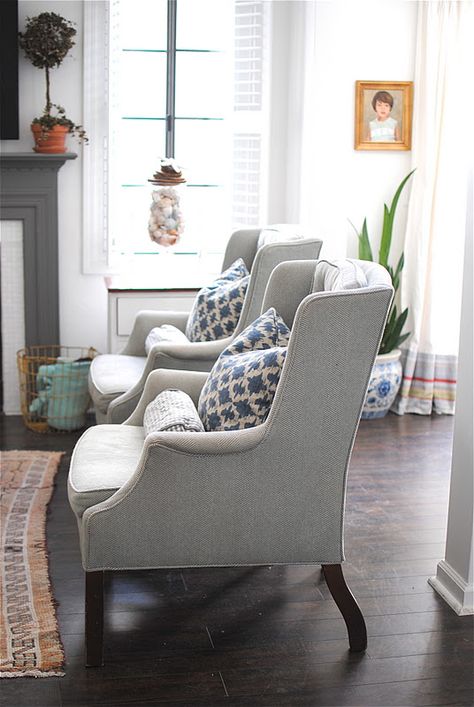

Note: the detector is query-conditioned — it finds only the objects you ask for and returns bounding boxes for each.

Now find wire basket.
[17,345,98,433]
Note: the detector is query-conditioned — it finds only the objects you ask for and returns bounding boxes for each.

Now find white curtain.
[394,1,474,415]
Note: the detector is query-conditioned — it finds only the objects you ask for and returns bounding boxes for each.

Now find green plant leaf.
[382,249,405,292]
[389,169,416,219]
[396,332,411,347]
[393,251,405,278]
[358,218,373,261]
[378,170,415,267]
[396,306,409,330]
[380,306,409,354]
[379,307,396,353]
[386,304,397,329]
[350,169,415,352]
[379,203,392,268]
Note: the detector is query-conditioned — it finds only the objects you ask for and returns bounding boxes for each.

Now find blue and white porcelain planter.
[362,349,402,419]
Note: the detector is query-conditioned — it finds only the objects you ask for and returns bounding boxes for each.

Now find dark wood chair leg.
[322,563,367,652]
[85,570,104,667]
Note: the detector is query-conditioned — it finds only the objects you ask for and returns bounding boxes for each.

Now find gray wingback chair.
[89,228,323,424]
[68,258,393,666]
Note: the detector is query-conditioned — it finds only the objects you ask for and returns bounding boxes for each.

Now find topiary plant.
[18,12,88,145]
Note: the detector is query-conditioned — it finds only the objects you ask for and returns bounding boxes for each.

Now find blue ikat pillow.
[185,259,250,342]
[198,308,290,431]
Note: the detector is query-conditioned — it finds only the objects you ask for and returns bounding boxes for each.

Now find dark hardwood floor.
[1,413,473,706]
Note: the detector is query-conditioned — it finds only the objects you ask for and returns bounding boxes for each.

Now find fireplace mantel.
[0,152,77,345]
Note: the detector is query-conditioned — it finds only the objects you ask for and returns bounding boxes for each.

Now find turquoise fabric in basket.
[29,360,92,431]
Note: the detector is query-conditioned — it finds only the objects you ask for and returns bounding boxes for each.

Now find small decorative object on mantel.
[18,12,88,153]
[147,159,187,247]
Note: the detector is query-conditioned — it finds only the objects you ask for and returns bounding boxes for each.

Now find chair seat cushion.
[198,308,290,431]
[89,354,147,414]
[68,425,145,518]
[185,258,250,342]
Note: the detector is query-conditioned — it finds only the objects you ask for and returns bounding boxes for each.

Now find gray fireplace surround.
[0,152,76,345]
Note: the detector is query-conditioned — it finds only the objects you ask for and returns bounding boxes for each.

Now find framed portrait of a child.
[355,81,413,151]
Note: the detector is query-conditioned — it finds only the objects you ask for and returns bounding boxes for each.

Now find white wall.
[274,0,418,259]
[1,0,107,353]
[429,173,474,614]
[2,0,419,354]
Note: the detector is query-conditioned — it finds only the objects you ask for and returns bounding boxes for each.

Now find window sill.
[107,251,223,290]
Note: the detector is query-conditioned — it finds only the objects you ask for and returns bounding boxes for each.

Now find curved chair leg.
[85,571,104,667]
[322,564,367,652]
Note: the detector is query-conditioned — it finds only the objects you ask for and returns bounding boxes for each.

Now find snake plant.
[353,169,415,354]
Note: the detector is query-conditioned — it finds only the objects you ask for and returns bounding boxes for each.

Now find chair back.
[261,259,317,328]
[221,229,260,272]
[257,258,393,559]
[234,237,323,333]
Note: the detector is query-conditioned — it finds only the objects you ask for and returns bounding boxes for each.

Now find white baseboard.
[429,560,474,615]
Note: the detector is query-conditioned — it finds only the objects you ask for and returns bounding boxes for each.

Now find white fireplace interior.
[0,220,25,414]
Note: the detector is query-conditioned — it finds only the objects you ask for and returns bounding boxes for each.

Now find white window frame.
[82,0,114,275]
[82,0,273,276]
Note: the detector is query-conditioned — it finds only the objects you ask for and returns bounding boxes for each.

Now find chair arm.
[148,337,230,362]
[107,338,229,423]
[80,421,345,571]
[121,310,190,355]
[144,423,265,455]
[80,423,274,570]
[124,369,209,425]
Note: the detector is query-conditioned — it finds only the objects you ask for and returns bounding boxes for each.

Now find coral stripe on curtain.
[393,1,474,416]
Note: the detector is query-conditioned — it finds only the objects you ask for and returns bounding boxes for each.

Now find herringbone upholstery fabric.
[71,259,393,572]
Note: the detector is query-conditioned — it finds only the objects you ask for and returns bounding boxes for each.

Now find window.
[83,0,270,277]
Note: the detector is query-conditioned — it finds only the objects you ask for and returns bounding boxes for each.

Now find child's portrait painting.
[355,81,413,151]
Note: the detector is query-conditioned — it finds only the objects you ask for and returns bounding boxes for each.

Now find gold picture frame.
[355,81,413,151]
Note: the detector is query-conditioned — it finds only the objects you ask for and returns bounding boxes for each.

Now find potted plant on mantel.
[352,169,415,418]
[18,12,88,153]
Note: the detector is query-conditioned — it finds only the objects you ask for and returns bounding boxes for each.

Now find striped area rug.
[0,450,65,677]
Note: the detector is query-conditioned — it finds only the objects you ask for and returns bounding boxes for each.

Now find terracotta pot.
[361,348,403,419]
[31,123,69,153]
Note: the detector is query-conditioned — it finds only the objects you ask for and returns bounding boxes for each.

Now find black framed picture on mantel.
[0,0,19,140]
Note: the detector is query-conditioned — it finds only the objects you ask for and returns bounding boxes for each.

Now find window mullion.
[166,0,177,157]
